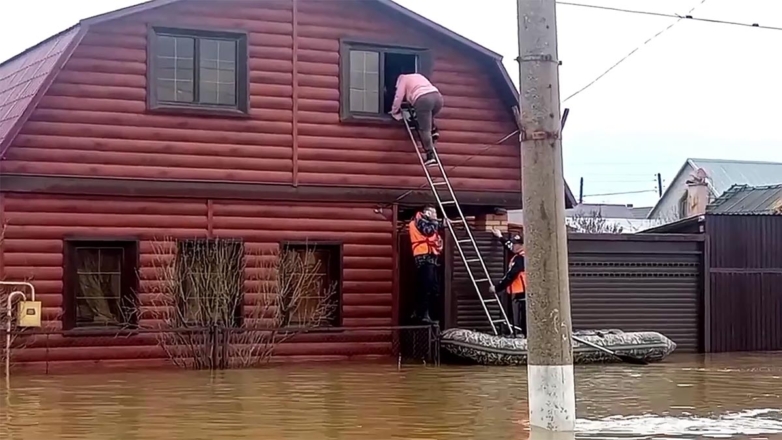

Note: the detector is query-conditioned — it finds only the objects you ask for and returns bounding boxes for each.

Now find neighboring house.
[0,0,575,370]
[644,183,782,353]
[647,158,782,221]
[509,203,662,233]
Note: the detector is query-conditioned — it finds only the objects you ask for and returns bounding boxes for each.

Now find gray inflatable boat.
[440,328,676,366]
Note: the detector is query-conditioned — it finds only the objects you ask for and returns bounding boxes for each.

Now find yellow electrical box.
[17,301,42,328]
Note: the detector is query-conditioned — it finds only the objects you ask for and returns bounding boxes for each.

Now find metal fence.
[2,324,440,372]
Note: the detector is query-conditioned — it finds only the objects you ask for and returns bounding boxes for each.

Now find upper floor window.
[339,40,432,122]
[63,240,139,330]
[147,27,249,116]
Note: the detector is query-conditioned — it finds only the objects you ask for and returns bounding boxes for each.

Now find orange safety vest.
[409,213,442,256]
[509,251,527,296]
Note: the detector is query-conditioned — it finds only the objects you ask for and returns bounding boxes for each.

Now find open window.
[340,40,432,122]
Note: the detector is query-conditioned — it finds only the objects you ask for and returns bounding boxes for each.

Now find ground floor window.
[279,242,342,327]
[175,238,244,327]
[63,240,139,330]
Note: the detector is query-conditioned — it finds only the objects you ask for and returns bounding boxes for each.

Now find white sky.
[3,0,781,208]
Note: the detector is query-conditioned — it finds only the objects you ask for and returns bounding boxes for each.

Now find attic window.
[147,27,249,116]
[339,41,432,122]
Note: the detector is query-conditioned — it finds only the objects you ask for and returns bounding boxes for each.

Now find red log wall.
[1,0,521,194]
[1,192,395,370]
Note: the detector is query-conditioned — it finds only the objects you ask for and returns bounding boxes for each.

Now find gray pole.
[517,0,576,434]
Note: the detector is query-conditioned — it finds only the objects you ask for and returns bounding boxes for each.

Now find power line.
[557,1,780,32]
[562,0,707,102]
[584,189,657,197]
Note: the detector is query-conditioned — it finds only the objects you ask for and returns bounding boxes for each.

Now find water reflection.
[0,352,780,439]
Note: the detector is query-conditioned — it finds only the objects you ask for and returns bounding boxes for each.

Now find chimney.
[685,168,709,216]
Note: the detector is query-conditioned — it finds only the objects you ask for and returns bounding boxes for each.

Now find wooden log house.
[0,0,575,371]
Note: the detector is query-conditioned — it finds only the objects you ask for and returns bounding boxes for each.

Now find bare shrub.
[145,238,337,370]
[566,211,624,234]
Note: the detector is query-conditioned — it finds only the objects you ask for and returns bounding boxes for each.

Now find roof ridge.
[689,157,782,166]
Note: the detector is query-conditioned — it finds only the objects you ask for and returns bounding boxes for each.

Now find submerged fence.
[2,324,440,373]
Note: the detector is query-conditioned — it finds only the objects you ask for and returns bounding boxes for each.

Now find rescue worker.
[389,73,443,167]
[408,205,445,324]
[489,228,527,337]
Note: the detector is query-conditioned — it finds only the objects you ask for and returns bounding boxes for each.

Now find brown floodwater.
[1,352,781,440]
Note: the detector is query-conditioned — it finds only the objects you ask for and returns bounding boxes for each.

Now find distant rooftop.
[509,204,653,222]
[708,183,782,215]
[688,158,782,196]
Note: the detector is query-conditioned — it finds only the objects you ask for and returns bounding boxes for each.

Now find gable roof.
[0,0,576,207]
[647,157,782,218]
[708,183,782,215]
[0,25,84,159]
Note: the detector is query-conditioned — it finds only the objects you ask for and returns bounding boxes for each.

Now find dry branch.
[145,238,336,370]
[566,211,624,234]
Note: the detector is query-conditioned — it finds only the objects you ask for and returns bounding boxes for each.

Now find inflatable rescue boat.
[440,328,676,366]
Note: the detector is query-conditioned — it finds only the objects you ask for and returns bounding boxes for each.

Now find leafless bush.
[566,211,624,234]
[145,238,337,370]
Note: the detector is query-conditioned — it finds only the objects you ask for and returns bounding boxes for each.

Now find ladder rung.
[458,239,472,244]
[475,278,490,283]
[432,181,448,186]
[492,319,508,323]
[448,218,465,224]
[440,200,456,205]
[484,298,498,303]
[466,258,481,263]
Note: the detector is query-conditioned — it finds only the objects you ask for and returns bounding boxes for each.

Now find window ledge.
[63,327,139,337]
[340,113,401,126]
[148,104,250,119]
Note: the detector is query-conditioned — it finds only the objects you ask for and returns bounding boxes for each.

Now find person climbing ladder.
[389,73,443,166]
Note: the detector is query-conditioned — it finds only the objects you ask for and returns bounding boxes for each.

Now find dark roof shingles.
[0,26,81,154]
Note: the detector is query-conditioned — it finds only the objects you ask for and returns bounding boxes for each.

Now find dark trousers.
[414,257,439,319]
[501,291,527,337]
[413,91,444,154]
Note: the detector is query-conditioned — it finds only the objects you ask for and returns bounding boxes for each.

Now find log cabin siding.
[2,0,521,195]
[2,192,394,368]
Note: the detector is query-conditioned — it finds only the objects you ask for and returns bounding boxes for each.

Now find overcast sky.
[3,0,781,208]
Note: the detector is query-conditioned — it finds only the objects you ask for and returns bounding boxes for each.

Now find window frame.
[175,238,245,328]
[280,241,343,327]
[62,237,140,332]
[146,25,250,117]
[339,39,433,124]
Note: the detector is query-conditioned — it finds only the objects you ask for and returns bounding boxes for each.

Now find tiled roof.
[0,26,81,157]
[707,183,782,215]
[689,158,782,197]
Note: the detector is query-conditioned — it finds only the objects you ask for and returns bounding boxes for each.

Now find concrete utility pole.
[516,0,576,436]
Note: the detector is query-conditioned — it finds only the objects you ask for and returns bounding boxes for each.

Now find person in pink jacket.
[390,73,443,166]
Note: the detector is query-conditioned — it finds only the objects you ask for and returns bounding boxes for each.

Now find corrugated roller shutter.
[450,234,703,352]
[569,237,702,352]
[450,228,507,332]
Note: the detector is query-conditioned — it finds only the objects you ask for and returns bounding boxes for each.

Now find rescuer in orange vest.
[408,205,445,324]
[489,228,527,337]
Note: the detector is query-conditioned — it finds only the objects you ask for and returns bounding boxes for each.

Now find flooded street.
[1,352,781,440]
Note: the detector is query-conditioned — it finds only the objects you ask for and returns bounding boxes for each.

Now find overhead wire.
[557,1,779,31]
[562,0,708,102]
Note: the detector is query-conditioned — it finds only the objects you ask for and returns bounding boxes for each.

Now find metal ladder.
[401,107,513,336]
